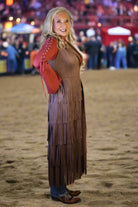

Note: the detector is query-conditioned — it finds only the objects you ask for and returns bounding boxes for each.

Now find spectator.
[84,36,99,69]
[99,43,106,69]
[77,30,87,51]
[108,41,117,70]
[23,41,30,74]
[0,38,7,59]
[127,36,135,68]
[6,39,18,74]
[133,39,138,68]
[115,41,127,70]
[14,36,26,74]
[96,37,102,69]
[78,30,86,43]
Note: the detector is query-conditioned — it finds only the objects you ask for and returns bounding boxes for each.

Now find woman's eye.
[57,20,61,23]
[66,19,69,23]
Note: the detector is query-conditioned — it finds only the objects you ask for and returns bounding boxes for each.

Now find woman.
[115,41,127,69]
[33,7,87,204]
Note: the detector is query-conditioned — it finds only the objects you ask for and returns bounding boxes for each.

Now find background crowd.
[77,32,138,70]
[0,32,138,75]
[1,0,137,28]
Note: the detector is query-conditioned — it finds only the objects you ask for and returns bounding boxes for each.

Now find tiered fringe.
[48,79,87,187]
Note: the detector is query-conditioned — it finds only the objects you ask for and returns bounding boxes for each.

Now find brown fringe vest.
[47,41,87,187]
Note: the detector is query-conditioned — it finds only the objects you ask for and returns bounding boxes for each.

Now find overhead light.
[134,5,138,12]
[16,18,21,23]
[9,16,13,21]
[31,21,35,26]
[6,0,13,6]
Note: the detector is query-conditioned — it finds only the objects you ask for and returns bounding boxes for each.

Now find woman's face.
[53,12,71,38]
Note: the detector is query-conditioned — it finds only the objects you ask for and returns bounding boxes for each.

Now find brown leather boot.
[66,188,81,196]
[51,193,81,204]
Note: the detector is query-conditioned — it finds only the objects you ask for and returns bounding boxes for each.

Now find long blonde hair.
[40,7,76,48]
[40,7,85,67]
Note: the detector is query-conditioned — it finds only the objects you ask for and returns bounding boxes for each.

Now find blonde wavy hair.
[40,7,77,48]
[40,7,85,67]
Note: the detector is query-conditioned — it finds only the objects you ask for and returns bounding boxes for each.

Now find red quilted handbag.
[33,38,61,94]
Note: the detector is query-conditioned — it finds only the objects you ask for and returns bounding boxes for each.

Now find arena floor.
[0,69,138,207]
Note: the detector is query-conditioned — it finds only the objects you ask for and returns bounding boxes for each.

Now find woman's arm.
[33,37,61,94]
[33,37,58,71]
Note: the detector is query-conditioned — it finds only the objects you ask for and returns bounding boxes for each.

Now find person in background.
[22,41,30,74]
[84,36,99,69]
[99,43,106,69]
[77,31,86,44]
[133,39,138,68]
[33,7,87,204]
[0,38,8,73]
[6,39,18,74]
[0,38,7,59]
[127,36,135,68]
[96,36,102,69]
[115,41,127,70]
[14,36,25,74]
[108,41,117,70]
[77,31,88,67]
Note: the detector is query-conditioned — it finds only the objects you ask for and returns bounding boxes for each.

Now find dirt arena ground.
[0,69,138,207]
